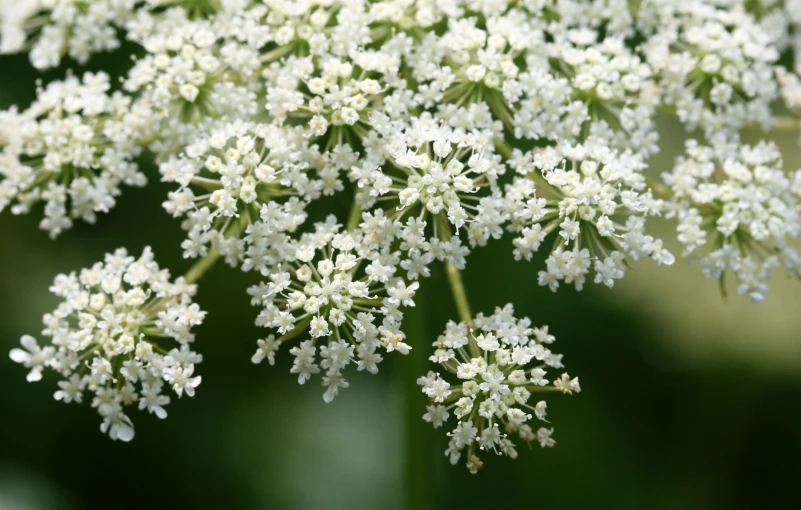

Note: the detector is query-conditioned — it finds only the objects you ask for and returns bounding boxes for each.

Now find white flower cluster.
[664,139,801,302]
[639,1,779,138]
[0,0,140,69]
[498,4,659,154]
[249,216,419,402]
[123,5,261,122]
[419,304,579,474]
[9,247,205,441]
[504,142,673,291]
[351,109,507,247]
[0,72,146,237]
[3,0,801,460]
[161,121,330,267]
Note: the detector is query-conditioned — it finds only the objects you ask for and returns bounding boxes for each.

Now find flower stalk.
[445,263,473,328]
[401,285,435,510]
[184,249,221,284]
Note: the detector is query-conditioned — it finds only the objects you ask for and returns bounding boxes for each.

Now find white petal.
[9,348,29,363]
[116,424,135,442]
[20,335,38,352]
[27,369,43,382]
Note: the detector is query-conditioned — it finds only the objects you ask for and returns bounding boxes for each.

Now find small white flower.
[252,336,282,365]
[9,335,53,382]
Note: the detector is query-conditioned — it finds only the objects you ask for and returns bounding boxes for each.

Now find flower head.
[420,303,579,473]
[664,139,801,301]
[0,72,146,238]
[505,142,672,291]
[161,121,332,270]
[249,216,419,401]
[9,247,206,441]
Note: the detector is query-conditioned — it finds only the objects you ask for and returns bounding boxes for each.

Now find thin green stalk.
[770,116,799,131]
[401,287,435,510]
[445,263,473,327]
[494,139,514,159]
[445,263,480,358]
[346,202,362,232]
[184,250,221,284]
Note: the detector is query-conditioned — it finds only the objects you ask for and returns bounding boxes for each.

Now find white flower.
[99,403,135,442]
[10,335,54,382]
[251,336,282,365]
[139,382,170,419]
[423,404,449,428]
[164,365,202,398]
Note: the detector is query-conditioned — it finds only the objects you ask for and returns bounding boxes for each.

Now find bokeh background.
[1,45,800,510]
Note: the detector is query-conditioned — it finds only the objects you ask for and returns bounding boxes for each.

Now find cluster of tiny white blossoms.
[0,0,138,69]
[2,0,801,473]
[9,247,205,441]
[638,1,779,138]
[663,139,801,302]
[0,72,146,238]
[351,109,507,247]
[419,304,579,474]
[160,120,329,267]
[504,141,673,291]
[249,216,419,402]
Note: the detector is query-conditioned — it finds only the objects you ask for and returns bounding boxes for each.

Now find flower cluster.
[10,247,205,441]
[0,0,138,69]
[419,304,579,473]
[351,109,507,247]
[160,121,330,268]
[249,216,419,402]
[123,6,261,123]
[504,142,673,291]
[0,72,146,237]
[639,1,779,138]
[664,139,801,302]
[3,0,801,472]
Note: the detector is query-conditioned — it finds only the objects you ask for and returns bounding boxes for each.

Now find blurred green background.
[1,49,801,510]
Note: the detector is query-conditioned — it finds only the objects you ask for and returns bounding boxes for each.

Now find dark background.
[1,48,800,510]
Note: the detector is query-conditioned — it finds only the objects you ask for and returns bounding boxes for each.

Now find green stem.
[494,139,514,159]
[346,201,362,232]
[771,116,799,131]
[647,180,673,200]
[401,286,435,510]
[184,250,221,284]
[278,315,313,342]
[445,264,473,327]
[445,263,480,358]
[260,43,296,63]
